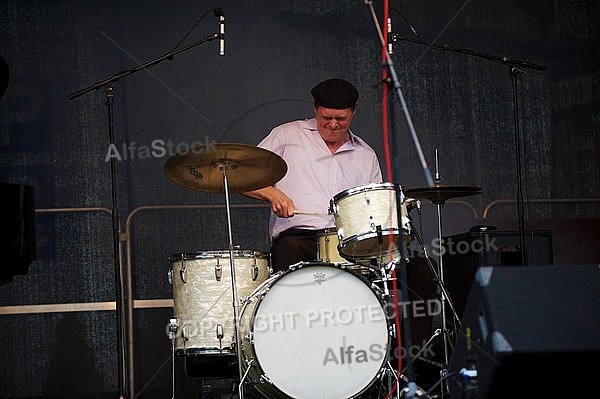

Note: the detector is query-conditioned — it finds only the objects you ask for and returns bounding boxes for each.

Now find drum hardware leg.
[375,257,401,299]
[381,359,430,399]
[237,358,254,392]
[381,360,405,399]
[402,328,445,374]
[167,318,179,399]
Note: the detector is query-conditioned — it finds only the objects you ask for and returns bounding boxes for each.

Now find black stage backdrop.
[1,1,599,398]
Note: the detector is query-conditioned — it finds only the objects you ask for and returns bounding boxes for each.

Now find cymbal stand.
[218,161,246,399]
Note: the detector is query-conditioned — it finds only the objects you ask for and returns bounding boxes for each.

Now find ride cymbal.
[404,182,482,204]
[164,142,287,193]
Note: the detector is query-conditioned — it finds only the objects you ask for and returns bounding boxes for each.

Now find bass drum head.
[240,262,390,399]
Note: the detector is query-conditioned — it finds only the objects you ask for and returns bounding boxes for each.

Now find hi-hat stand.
[404,152,482,397]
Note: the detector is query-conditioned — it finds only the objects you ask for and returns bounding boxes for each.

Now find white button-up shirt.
[257,118,382,239]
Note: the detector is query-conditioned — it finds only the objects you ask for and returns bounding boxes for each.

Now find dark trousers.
[269,228,319,273]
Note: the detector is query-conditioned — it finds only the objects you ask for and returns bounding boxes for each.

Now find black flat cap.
[311,78,359,109]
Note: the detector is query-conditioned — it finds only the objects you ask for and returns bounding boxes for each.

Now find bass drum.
[239,262,391,399]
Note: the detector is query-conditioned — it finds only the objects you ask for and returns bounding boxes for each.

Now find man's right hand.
[241,186,295,218]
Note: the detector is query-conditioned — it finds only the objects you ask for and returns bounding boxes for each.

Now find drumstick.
[293,210,330,216]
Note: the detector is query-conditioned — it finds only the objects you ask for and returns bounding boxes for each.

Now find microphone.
[214,8,225,56]
[387,17,393,54]
[219,12,225,56]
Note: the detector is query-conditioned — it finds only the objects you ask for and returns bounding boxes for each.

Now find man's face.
[314,105,357,143]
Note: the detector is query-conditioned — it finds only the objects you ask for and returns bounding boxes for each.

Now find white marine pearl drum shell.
[169,250,271,355]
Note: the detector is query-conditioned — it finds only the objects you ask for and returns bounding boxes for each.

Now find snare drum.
[168,249,271,355]
[329,182,412,261]
[239,262,390,399]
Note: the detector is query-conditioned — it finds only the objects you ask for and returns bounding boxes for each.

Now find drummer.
[242,78,383,273]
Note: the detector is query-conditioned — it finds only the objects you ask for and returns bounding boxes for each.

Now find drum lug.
[251,265,259,281]
[167,268,173,285]
[364,191,371,204]
[328,201,339,216]
[257,287,270,299]
[215,262,222,281]
[179,265,187,284]
[216,324,225,351]
[181,324,190,342]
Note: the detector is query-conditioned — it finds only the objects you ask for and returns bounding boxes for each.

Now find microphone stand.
[67,33,218,399]
[68,34,217,99]
[391,33,547,266]
[364,2,435,398]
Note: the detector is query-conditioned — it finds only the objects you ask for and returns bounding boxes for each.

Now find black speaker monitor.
[448,265,600,398]
[442,229,553,320]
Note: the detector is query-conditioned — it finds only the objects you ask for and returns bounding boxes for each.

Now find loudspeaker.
[0,183,36,284]
[442,229,553,320]
[448,265,600,398]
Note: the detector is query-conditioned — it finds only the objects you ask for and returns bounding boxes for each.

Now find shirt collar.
[305,117,363,147]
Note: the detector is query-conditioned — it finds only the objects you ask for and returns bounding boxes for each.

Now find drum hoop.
[331,182,398,203]
[338,228,400,247]
[286,261,376,286]
[169,249,270,263]
[316,227,338,237]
